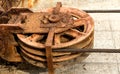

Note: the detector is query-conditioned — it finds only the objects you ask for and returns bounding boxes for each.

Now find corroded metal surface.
[16,2,94,69]
[0,2,94,74]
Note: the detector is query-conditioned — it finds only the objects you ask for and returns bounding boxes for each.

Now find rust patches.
[0,2,94,74]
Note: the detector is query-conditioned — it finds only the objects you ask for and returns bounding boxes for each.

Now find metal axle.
[53,49,120,53]
[84,10,120,13]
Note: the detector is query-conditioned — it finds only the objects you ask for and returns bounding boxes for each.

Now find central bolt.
[48,15,60,23]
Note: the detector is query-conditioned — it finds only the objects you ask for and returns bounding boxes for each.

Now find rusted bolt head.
[48,15,60,23]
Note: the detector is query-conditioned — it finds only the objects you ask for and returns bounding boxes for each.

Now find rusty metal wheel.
[17,7,94,68]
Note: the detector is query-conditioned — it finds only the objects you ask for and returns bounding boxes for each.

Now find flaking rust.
[0,2,94,74]
[0,29,22,62]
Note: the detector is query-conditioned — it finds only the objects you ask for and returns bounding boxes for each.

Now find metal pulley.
[1,1,120,74]
[16,2,94,74]
[0,2,94,74]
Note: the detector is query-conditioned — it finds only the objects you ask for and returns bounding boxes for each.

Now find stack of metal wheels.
[17,7,94,68]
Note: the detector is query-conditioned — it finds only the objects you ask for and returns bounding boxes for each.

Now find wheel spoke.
[73,19,87,27]
[65,29,86,38]
[73,18,88,32]
[54,34,61,45]
[71,14,81,20]
[26,34,43,42]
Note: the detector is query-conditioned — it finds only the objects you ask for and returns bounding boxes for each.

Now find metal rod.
[83,10,120,13]
[53,49,120,53]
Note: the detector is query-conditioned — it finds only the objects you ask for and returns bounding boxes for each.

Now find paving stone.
[117,64,120,74]
[94,31,114,48]
[55,63,119,74]
[30,0,120,11]
[82,53,117,63]
[91,14,111,31]
[108,14,120,31]
[113,32,120,64]
[112,32,120,49]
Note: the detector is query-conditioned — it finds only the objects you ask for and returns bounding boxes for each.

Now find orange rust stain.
[22,0,38,8]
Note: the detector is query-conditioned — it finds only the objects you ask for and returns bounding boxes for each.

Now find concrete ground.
[1,0,120,74]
